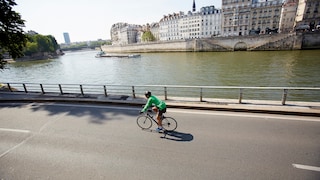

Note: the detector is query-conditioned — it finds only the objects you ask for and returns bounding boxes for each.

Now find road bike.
[137,109,177,132]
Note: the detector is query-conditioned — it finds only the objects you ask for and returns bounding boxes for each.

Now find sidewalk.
[0,92,320,117]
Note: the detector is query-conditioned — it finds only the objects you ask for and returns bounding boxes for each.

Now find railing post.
[239,88,243,104]
[164,87,168,100]
[40,84,45,94]
[281,89,288,105]
[7,83,12,92]
[23,83,28,93]
[59,84,63,95]
[104,85,108,97]
[80,85,84,96]
[200,88,203,102]
[132,86,136,98]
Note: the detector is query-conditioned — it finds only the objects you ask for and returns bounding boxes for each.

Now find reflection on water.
[1,50,320,101]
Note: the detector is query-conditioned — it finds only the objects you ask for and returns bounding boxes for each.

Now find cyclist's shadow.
[161,131,194,142]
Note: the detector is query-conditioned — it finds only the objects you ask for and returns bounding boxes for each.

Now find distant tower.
[63,32,71,44]
[192,0,196,12]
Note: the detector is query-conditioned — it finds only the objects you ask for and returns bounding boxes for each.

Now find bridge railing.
[3,83,320,105]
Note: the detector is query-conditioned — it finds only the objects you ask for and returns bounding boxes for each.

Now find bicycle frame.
[145,111,163,125]
[137,109,177,132]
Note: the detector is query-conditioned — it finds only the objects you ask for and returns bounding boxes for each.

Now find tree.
[34,35,54,52]
[24,42,38,56]
[47,35,59,51]
[0,0,27,68]
[23,34,60,56]
[142,31,155,42]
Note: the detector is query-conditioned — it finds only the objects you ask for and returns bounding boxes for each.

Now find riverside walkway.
[1,91,319,117]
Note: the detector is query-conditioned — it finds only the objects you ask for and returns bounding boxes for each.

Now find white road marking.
[0,118,59,158]
[0,131,33,158]
[0,135,33,158]
[0,127,31,158]
[293,164,320,172]
[0,128,30,133]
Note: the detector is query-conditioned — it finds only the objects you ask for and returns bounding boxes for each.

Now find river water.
[1,50,320,101]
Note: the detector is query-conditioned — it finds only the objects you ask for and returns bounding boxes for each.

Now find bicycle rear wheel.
[162,117,177,131]
[137,115,153,129]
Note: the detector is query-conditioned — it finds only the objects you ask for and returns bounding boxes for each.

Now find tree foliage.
[24,42,38,55]
[24,34,60,56]
[142,31,155,42]
[61,40,110,51]
[0,0,27,68]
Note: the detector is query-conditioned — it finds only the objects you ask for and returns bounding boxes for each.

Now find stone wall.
[101,32,319,53]
[102,40,194,53]
[302,32,320,49]
[253,33,301,51]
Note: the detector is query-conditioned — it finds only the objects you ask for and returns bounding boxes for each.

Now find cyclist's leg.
[151,107,162,131]
[157,108,166,128]
[153,107,161,128]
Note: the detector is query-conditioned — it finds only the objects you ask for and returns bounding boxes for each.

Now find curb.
[1,95,320,117]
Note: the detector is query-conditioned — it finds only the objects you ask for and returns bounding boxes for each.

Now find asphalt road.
[0,102,319,180]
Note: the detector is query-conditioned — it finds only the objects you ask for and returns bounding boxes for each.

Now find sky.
[14,0,221,44]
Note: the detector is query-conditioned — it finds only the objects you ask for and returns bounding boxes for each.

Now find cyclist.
[140,91,167,132]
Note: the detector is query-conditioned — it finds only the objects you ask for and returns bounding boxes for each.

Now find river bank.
[14,50,65,62]
[102,32,320,53]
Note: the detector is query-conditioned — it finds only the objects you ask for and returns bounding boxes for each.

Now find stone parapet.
[102,32,320,53]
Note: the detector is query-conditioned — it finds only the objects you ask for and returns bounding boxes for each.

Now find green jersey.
[142,95,166,112]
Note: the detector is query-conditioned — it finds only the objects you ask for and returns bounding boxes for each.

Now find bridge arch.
[234,42,247,51]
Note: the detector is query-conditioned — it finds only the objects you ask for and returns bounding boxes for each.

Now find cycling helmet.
[144,91,151,97]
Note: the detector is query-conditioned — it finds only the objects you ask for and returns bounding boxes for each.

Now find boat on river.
[95,51,140,58]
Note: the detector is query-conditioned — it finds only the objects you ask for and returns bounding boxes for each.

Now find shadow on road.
[31,103,139,124]
[161,131,194,142]
[142,129,193,142]
[0,102,139,124]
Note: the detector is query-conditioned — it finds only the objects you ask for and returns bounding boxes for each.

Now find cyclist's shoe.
[155,127,163,132]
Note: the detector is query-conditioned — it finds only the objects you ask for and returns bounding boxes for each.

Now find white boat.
[95,51,140,58]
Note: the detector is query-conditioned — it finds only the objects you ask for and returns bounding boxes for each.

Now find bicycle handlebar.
[139,109,153,115]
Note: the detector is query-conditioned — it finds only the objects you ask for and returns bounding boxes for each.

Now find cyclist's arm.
[141,98,153,112]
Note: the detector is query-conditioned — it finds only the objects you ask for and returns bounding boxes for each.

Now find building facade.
[159,4,222,40]
[110,23,126,45]
[63,32,71,44]
[221,0,251,36]
[200,6,222,38]
[111,1,222,44]
[150,23,160,41]
[120,24,141,45]
[279,0,299,33]
[110,23,141,45]
[250,0,283,34]
[179,11,202,40]
[295,0,320,29]
[159,13,182,41]
[109,0,320,45]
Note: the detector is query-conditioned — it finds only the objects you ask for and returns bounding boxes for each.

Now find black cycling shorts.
[158,108,166,116]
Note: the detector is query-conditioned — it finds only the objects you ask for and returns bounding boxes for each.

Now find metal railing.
[3,83,320,105]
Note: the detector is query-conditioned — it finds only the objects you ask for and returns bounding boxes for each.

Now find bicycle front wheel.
[137,115,153,129]
[162,117,177,131]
